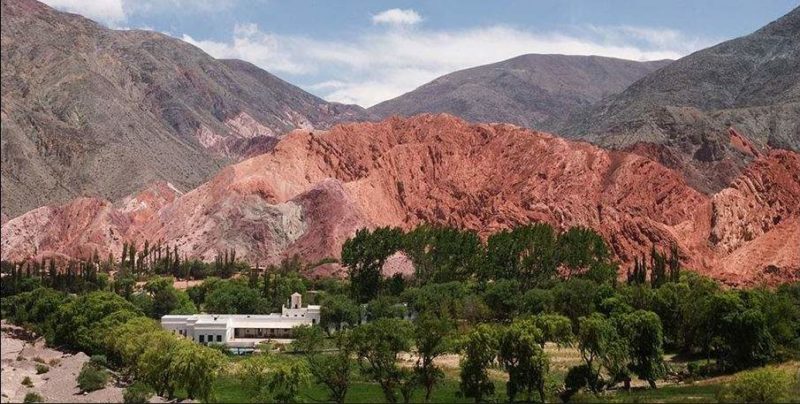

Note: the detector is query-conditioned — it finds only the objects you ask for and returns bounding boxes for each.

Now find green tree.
[267,359,311,404]
[557,226,610,278]
[142,277,183,318]
[615,310,665,388]
[459,324,499,403]
[293,326,353,404]
[204,280,268,314]
[320,293,361,333]
[484,223,558,287]
[366,295,406,321]
[531,314,574,348]
[413,313,453,402]
[521,288,554,315]
[403,225,482,283]
[137,332,179,398]
[553,279,605,325]
[577,313,628,392]
[482,278,521,321]
[497,320,549,402]
[704,291,775,371]
[350,318,414,403]
[168,341,226,401]
[342,227,404,303]
[50,291,141,353]
[402,282,468,320]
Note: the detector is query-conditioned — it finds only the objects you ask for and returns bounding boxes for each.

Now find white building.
[161,292,320,347]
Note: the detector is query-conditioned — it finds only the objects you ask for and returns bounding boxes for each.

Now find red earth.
[2,114,798,285]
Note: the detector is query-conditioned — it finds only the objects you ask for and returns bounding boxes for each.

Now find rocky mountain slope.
[369,54,669,132]
[562,6,800,192]
[3,115,798,285]
[0,0,370,218]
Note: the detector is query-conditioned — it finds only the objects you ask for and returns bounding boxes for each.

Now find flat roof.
[162,313,315,329]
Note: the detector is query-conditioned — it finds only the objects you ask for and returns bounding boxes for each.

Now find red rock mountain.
[3,115,798,285]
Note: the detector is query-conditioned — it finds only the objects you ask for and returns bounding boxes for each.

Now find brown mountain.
[0,0,370,218]
[562,6,800,193]
[368,54,670,132]
[3,115,798,285]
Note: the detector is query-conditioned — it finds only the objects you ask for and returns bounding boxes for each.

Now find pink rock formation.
[2,115,798,285]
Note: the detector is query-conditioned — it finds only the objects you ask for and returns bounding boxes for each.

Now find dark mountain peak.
[369,54,670,132]
[559,6,799,193]
[755,5,800,37]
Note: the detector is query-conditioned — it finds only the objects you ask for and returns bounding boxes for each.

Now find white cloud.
[41,0,126,25]
[182,23,711,107]
[41,0,232,27]
[372,8,423,26]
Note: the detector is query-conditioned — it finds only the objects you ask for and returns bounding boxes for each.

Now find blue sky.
[43,0,798,107]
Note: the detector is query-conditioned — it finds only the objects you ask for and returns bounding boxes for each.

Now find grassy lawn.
[209,350,799,403]
[571,384,721,403]
[212,374,507,403]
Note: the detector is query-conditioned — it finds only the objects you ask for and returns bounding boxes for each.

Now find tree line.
[2,222,799,402]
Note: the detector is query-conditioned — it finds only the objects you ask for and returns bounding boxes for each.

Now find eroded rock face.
[2,115,798,285]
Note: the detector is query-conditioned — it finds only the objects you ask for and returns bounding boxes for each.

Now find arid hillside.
[3,115,798,285]
[0,0,370,218]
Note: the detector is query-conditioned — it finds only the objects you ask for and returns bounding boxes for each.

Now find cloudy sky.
[43,0,797,107]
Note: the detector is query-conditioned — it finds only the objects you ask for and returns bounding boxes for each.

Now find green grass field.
[208,349,799,403]
[211,374,507,403]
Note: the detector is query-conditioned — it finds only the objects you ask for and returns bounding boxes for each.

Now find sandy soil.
[1,321,123,403]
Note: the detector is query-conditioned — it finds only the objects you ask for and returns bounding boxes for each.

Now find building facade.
[161,292,320,347]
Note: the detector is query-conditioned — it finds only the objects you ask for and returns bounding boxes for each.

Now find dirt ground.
[0,321,124,403]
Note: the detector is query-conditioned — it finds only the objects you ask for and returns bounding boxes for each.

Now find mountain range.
[1,0,798,285]
[3,114,798,285]
[0,0,370,218]
[369,54,670,132]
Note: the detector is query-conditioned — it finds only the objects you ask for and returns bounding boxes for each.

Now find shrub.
[89,355,108,368]
[35,364,49,374]
[123,381,154,404]
[208,343,231,356]
[48,358,61,367]
[32,357,45,364]
[23,392,44,403]
[21,376,33,387]
[77,363,109,392]
[717,367,793,403]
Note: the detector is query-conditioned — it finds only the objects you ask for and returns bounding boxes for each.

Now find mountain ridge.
[0,0,371,218]
[368,54,671,132]
[3,114,798,286]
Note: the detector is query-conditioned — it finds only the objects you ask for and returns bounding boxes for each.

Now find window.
[216,335,222,342]
[199,335,204,343]
[208,335,214,343]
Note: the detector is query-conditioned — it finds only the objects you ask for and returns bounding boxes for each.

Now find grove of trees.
[2,222,799,402]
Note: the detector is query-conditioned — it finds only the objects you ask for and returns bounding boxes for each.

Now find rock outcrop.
[3,115,798,285]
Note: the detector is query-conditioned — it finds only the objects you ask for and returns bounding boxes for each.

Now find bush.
[77,363,109,392]
[717,367,793,403]
[35,363,49,374]
[22,376,33,387]
[123,381,154,404]
[32,356,45,364]
[48,358,61,367]
[23,392,44,403]
[208,343,231,356]
[89,355,108,368]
